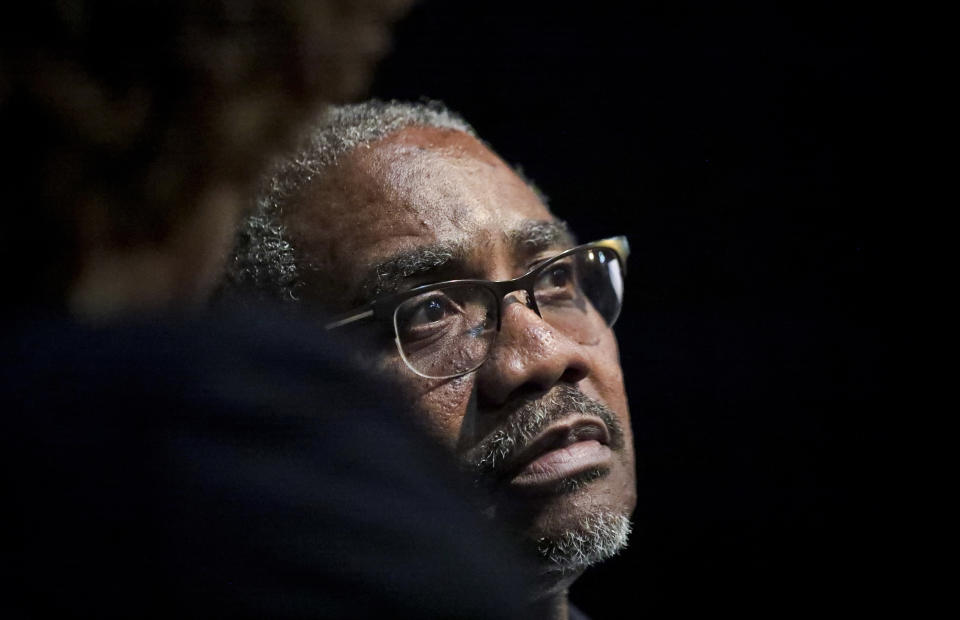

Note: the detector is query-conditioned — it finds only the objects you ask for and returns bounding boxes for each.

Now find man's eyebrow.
[357,241,468,303]
[354,221,574,305]
[508,220,577,254]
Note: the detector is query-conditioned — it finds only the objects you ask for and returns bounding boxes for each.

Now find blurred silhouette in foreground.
[3,0,410,316]
[1,2,533,617]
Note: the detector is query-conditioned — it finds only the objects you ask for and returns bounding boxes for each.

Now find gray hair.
[223,99,476,303]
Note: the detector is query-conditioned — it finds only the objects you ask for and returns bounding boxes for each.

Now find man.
[228,100,638,618]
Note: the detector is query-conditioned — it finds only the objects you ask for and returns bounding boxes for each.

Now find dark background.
[371,2,907,616]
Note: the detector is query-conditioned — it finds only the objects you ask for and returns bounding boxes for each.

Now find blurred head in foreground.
[1,0,410,317]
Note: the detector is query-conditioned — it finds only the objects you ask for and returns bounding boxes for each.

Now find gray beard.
[462,385,633,573]
[537,511,632,573]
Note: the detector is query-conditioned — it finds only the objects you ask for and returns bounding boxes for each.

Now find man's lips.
[498,416,613,492]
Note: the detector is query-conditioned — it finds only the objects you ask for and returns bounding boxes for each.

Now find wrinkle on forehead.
[362,129,535,220]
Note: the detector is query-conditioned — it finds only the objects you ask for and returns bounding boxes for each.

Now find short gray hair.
[223,99,476,303]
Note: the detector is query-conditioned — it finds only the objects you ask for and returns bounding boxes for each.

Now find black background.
[371,2,906,615]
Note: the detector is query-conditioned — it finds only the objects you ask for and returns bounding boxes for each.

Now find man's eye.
[538,264,574,290]
[418,298,448,323]
[548,266,571,288]
[403,295,457,328]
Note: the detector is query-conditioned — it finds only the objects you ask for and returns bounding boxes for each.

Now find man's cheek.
[411,376,474,453]
[386,367,475,453]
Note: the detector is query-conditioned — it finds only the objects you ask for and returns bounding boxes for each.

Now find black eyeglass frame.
[325,235,629,334]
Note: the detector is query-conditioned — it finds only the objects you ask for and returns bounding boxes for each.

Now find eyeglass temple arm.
[325,307,374,330]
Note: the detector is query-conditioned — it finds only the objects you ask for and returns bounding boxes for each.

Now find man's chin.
[535,510,632,574]
[509,508,632,604]
[483,474,633,575]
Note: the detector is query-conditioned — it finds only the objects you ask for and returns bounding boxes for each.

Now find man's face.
[287,126,636,569]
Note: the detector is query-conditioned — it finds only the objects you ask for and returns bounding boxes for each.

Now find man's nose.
[475,296,591,408]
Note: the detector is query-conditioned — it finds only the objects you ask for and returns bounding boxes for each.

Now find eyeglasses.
[325,236,629,379]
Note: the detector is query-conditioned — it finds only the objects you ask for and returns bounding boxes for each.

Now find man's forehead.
[299,127,546,227]
[293,125,564,305]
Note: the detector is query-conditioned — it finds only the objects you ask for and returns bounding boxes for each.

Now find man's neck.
[528,568,583,620]
[529,591,569,620]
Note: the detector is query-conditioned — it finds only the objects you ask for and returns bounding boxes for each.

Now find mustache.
[465,384,625,479]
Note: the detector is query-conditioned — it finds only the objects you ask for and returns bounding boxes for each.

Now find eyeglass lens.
[392,247,623,379]
[394,284,499,379]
